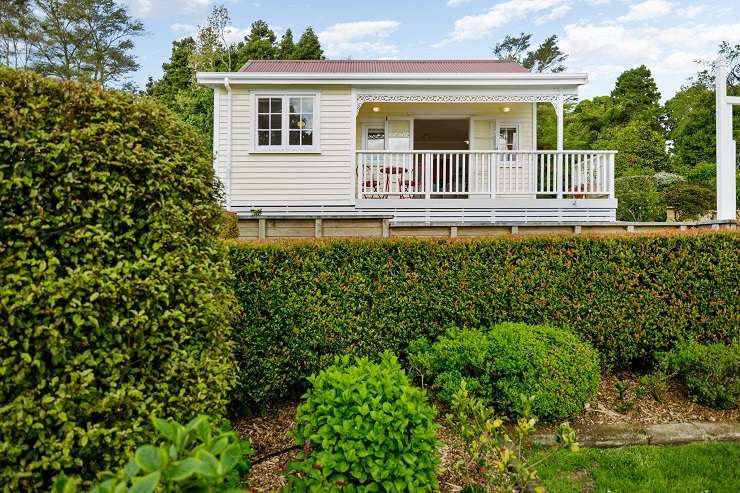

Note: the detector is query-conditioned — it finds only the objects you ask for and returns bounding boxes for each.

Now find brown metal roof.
[239,59,529,74]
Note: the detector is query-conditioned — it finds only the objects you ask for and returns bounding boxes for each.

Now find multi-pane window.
[288,97,314,147]
[257,97,282,147]
[498,125,519,151]
[255,94,318,151]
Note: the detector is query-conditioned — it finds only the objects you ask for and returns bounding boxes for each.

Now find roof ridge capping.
[238,59,533,74]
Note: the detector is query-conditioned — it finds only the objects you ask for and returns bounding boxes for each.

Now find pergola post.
[554,94,564,198]
[555,94,564,151]
[716,58,738,221]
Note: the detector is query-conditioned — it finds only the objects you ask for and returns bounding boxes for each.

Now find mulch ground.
[234,374,739,492]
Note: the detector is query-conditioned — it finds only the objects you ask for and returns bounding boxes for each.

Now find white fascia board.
[196,71,589,88]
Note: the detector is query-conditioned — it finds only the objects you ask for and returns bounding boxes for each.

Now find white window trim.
[495,121,522,166]
[360,122,387,150]
[494,121,521,151]
[251,91,321,153]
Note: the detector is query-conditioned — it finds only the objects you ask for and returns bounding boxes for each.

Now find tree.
[235,19,276,64]
[564,96,614,150]
[694,41,740,89]
[294,26,323,60]
[31,0,88,80]
[610,65,662,126]
[146,37,196,104]
[493,33,567,73]
[0,0,34,69]
[522,35,567,73]
[278,28,296,59]
[78,0,144,85]
[2,0,143,85]
[664,83,716,169]
[192,5,235,71]
[595,119,669,176]
[492,33,531,63]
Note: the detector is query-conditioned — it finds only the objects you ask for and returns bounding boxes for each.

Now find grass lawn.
[534,442,740,493]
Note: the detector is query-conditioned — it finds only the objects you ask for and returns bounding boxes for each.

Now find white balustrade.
[356,150,616,200]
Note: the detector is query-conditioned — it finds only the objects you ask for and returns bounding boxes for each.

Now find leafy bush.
[659,341,739,409]
[0,68,235,490]
[54,415,252,493]
[447,381,578,493]
[228,233,740,410]
[286,353,440,492]
[409,324,600,420]
[220,211,240,239]
[615,175,665,221]
[664,182,716,220]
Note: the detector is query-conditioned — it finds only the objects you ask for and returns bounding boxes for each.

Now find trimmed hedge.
[229,233,739,410]
[1,68,235,490]
[408,324,600,420]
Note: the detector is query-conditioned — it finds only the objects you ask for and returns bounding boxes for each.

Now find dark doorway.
[413,119,469,150]
[414,119,470,196]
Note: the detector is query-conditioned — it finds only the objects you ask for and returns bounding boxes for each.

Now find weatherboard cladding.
[239,59,529,74]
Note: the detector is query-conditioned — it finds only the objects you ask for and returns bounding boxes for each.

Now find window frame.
[251,91,320,153]
[495,122,521,151]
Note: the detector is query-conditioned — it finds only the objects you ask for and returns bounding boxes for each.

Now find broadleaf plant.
[53,415,253,493]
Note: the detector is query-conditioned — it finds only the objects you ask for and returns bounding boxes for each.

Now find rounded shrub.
[287,353,440,492]
[0,68,235,490]
[659,341,739,410]
[410,323,601,420]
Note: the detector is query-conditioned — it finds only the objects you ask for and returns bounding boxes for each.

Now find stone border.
[533,421,740,448]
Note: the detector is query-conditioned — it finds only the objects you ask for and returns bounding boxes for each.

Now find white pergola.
[716,59,739,221]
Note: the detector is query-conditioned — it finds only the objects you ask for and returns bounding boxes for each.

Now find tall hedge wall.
[229,233,740,410]
[0,68,235,490]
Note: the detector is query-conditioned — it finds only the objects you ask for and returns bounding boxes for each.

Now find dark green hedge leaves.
[228,233,740,411]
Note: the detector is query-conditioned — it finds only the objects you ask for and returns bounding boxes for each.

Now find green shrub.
[659,341,739,409]
[228,233,739,410]
[286,353,440,492]
[409,324,600,420]
[615,175,665,221]
[54,415,252,493]
[0,68,235,490]
[447,381,578,492]
[664,182,716,220]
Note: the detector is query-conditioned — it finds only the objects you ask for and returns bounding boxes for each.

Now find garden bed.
[234,375,739,492]
[540,374,740,435]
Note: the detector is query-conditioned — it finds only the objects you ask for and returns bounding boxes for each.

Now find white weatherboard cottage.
[198,60,618,223]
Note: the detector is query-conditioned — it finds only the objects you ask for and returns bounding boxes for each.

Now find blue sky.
[123,0,740,100]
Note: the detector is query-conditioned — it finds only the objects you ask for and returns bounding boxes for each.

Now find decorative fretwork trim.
[355,93,563,113]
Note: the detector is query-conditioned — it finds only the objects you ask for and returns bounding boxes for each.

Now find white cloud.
[434,0,567,46]
[170,23,197,34]
[123,0,211,18]
[319,21,401,57]
[561,23,660,62]
[447,0,475,5]
[562,18,740,99]
[536,4,572,25]
[678,5,705,18]
[223,26,251,45]
[617,0,673,23]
